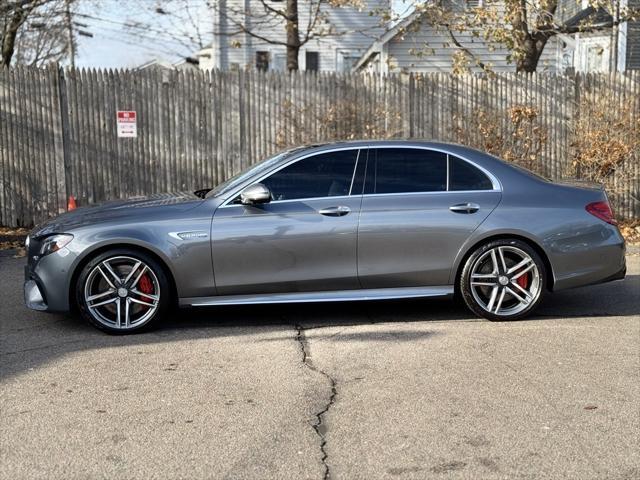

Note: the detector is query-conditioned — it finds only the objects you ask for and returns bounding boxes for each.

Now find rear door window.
[449,155,493,191]
[365,148,447,194]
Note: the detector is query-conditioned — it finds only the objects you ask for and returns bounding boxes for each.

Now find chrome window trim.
[358,190,501,199]
[220,146,364,208]
[219,144,501,208]
[347,149,361,196]
[223,194,354,207]
[446,154,451,190]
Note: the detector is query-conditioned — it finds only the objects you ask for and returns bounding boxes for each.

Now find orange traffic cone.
[67,196,77,211]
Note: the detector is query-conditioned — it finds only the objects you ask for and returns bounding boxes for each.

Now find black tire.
[460,238,546,321]
[75,248,171,334]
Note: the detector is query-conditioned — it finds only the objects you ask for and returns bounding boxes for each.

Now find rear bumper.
[551,237,626,291]
[593,262,626,285]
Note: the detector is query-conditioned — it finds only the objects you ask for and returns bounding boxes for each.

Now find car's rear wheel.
[460,239,546,321]
[76,249,170,333]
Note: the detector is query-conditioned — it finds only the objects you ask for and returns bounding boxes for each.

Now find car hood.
[31,192,203,237]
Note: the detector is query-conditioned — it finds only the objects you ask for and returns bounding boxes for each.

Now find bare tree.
[131,0,212,58]
[207,0,378,71]
[2,0,40,66]
[1,0,86,67]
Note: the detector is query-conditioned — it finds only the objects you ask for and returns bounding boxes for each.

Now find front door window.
[262,149,360,201]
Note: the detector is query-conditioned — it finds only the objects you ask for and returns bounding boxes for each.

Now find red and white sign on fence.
[117,111,137,138]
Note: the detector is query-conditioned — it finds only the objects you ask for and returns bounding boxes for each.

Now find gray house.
[353,0,639,74]
[196,0,388,72]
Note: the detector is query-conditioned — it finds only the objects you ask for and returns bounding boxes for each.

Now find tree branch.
[445,26,488,71]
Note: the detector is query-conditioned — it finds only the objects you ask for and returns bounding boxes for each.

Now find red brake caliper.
[137,274,154,311]
[516,273,529,289]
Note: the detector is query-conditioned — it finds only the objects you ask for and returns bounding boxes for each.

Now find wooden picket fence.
[0,66,638,226]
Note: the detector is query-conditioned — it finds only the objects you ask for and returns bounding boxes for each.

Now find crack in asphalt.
[294,323,337,480]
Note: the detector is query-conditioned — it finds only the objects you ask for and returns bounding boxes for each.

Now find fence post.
[572,73,582,179]
[52,65,69,214]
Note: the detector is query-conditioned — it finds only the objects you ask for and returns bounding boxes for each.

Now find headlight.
[25,235,30,249]
[39,234,74,256]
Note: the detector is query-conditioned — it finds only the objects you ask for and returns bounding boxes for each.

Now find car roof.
[297,139,488,157]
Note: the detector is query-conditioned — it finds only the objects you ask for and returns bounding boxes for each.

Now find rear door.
[357,147,501,288]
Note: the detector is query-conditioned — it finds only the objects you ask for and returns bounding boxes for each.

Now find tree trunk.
[1,6,28,67]
[285,0,300,70]
[515,35,549,73]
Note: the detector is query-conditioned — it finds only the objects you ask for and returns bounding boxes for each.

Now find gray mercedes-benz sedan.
[24,141,626,333]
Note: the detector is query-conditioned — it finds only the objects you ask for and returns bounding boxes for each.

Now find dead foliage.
[275,99,403,149]
[569,98,639,210]
[454,104,548,175]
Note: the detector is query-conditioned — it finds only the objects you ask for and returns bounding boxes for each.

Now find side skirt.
[180,286,454,307]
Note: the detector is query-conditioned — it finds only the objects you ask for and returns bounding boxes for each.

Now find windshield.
[206,146,310,199]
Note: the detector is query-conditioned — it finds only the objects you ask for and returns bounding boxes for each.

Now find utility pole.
[64,0,75,68]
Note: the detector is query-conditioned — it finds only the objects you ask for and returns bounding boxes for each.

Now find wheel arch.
[68,242,179,311]
[452,232,555,293]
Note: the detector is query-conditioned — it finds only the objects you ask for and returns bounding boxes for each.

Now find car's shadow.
[2,249,638,382]
[167,272,640,331]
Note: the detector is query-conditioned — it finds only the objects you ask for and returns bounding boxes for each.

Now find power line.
[83,22,198,55]
[73,11,212,47]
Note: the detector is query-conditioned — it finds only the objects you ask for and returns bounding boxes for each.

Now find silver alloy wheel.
[469,246,541,316]
[83,255,160,330]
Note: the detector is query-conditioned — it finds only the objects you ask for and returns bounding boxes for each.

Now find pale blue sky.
[75,0,212,68]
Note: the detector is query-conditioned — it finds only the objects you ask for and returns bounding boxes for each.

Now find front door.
[358,148,501,288]
[211,148,364,295]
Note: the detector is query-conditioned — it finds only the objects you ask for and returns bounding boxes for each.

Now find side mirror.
[240,183,271,205]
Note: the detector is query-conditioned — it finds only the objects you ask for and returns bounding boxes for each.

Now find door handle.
[318,206,351,217]
[449,202,480,214]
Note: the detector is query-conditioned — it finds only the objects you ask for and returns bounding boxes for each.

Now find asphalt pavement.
[1,253,638,479]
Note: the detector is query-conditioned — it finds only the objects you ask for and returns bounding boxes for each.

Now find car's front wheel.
[460,239,546,321]
[76,249,170,333]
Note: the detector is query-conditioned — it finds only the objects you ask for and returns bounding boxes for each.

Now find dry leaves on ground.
[619,221,640,246]
[0,227,29,237]
[0,227,29,257]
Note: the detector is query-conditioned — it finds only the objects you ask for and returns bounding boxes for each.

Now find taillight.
[586,201,617,225]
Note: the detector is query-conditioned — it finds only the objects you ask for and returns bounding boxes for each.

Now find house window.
[256,51,270,71]
[306,51,319,72]
[337,50,359,72]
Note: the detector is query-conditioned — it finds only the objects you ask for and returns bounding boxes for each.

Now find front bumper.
[24,246,77,312]
[24,278,48,311]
